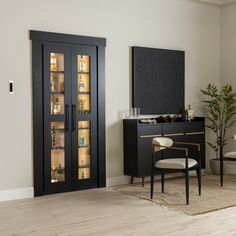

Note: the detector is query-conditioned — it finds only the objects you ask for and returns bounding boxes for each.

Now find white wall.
[0,0,221,195]
[221,2,236,153]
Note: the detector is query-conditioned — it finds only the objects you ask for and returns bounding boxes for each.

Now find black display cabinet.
[30,31,106,196]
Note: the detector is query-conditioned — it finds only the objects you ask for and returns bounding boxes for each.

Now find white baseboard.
[107,176,131,187]
[0,187,34,202]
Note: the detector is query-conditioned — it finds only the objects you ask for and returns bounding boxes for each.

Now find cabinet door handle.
[65,104,69,131]
[72,104,76,131]
[139,134,162,138]
[185,132,204,135]
[164,133,184,137]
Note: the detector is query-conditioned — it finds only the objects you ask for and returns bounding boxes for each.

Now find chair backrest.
[152,137,173,152]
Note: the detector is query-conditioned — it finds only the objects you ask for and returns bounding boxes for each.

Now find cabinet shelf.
[78,127,90,130]
[51,91,64,94]
[78,145,90,148]
[79,110,90,114]
[50,71,64,74]
[78,164,90,168]
[51,146,64,150]
[78,92,90,95]
[78,72,90,75]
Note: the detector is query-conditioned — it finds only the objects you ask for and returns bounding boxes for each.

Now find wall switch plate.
[9,81,14,94]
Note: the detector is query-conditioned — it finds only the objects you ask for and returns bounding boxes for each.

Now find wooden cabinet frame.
[30,30,106,196]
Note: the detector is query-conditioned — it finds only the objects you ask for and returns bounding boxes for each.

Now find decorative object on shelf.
[81,168,86,179]
[181,109,188,122]
[139,119,156,124]
[186,104,194,121]
[201,84,236,186]
[79,75,85,92]
[53,97,61,115]
[79,55,86,72]
[121,107,141,119]
[51,166,57,183]
[79,98,85,112]
[51,126,56,147]
[50,53,57,71]
[51,79,55,92]
[79,132,85,146]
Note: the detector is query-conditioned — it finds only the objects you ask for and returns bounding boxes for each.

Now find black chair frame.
[150,141,201,205]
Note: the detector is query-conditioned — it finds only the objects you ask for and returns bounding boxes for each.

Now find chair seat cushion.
[224,152,236,159]
[155,158,198,169]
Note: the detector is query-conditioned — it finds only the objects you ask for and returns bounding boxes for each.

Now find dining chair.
[150,137,201,205]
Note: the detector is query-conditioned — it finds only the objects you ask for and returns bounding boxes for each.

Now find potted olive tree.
[201,84,236,186]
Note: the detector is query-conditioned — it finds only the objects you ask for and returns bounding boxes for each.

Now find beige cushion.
[155,158,198,169]
[152,137,173,152]
[225,152,236,159]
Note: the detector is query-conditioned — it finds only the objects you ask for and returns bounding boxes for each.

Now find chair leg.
[185,170,189,205]
[142,177,145,187]
[151,169,154,199]
[131,176,134,185]
[220,155,224,187]
[196,168,201,196]
[161,173,164,193]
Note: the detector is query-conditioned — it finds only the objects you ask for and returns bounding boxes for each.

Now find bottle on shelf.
[50,54,57,71]
[53,97,61,114]
[79,131,85,146]
[51,126,57,148]
[79,75,85,92]
[79,55,86,72]
[186,104,194,122]
[51,166,57,183]
[51,78,55,92]
[81,159,84,167]
[81,167,86,179]
[79,98,85,112]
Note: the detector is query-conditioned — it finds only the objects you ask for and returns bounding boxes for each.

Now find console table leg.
[131,176,134,184]
[142,177,145,187]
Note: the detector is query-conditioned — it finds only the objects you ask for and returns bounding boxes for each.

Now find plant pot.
[210,159,226,175]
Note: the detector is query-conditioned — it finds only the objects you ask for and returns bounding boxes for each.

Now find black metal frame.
[30,30,106,196]
[150,141,201,205]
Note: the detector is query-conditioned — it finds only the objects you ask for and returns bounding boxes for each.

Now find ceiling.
[192,0,236,6]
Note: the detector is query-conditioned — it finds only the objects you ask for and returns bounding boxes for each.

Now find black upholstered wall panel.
[132,47,185,114]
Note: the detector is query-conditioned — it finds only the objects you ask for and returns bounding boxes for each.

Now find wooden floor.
[0,188,236,235]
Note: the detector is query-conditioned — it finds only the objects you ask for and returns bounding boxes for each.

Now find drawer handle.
[185,132,204,135]
[164,133,184,137]
[139,134,162,138]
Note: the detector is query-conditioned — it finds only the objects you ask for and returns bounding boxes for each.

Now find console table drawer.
[185,122,205,135]
[138,125,161,137]
[162,124,185,136]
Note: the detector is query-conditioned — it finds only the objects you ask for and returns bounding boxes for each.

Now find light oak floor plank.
[0,188,236,235]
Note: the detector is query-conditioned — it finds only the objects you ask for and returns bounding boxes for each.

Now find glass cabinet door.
[72,46,97,187]
[43,44,71,191]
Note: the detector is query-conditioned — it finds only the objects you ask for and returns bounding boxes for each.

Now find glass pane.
[78,121,90,129]
[51,94,64,115]
[78,167,90,180]
[78,121,91,180]
[78,94,90,114]
[78,74,90,93]
[50,73,64,93]
[77,54,90,114]
[51,122,65,183]
[77,55,90,73]
[50,53,64,72]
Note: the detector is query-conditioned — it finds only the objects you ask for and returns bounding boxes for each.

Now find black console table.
[123,117,205,184]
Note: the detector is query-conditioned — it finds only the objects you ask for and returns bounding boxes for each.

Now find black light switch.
[9,81,14,94]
